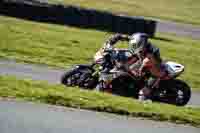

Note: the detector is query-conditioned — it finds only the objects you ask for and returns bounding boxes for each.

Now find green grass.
[48,0,200,25]
[0,75,200,127]
[0,15,200,90]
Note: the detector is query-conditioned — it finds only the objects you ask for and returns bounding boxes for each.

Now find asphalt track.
[0,100,199,133]
[0,59,199,106]
[156,20,200,40]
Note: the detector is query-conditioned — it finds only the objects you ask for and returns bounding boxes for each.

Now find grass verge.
[48,0,200,25]
[0,15,200,90]
[0,75,200,127]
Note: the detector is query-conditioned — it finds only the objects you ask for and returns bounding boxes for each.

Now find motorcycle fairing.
[165,61,184,77]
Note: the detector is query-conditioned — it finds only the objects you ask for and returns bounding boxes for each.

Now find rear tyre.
[172,79,191,106]
[155,79,191,106]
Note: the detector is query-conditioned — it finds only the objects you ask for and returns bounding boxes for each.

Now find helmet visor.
[129,39,137,53]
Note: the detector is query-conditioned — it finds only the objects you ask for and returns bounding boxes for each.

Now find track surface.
[0,100,199,133]
[156,20,200,40]
[0,59,199,106]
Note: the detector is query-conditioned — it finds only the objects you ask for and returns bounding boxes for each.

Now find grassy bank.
[0,15,200,89]
[0,75,200,127]
[48,0,200,25]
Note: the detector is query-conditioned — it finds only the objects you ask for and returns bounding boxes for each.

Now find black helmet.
[129,33,149,54]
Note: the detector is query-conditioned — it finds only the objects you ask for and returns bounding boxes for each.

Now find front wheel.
[154,79,191,106]
[61,69,82,86]
[61,66,98,89]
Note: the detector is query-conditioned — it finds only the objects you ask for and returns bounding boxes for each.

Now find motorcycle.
[61,45,191,106]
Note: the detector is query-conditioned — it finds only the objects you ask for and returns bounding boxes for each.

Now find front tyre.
[61,66,98,89]
[61,69,81,86]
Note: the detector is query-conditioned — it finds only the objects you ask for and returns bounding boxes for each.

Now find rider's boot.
[138,87,152,102]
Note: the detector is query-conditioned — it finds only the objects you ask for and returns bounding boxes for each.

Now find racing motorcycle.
[61,45,191,106]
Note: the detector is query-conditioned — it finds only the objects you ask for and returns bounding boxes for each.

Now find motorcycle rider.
[103,34,138,66]
[104,33,169,101]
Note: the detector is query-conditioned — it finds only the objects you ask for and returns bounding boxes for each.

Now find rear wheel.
[155,79,191,106]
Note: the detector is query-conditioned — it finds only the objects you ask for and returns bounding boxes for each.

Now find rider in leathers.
[103,33,169,101]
